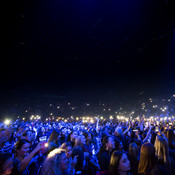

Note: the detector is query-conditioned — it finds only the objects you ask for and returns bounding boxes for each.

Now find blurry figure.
[40,149,69,175]
[60,142,77,174]
[128,142,139,175]
[67,131,78,147]
[0,153,13,175]
[98,136,115,171]
[72,135,86,173]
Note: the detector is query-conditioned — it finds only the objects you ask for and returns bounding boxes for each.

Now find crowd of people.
[0,116,175,175]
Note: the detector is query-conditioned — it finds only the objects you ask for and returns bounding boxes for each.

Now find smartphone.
[133,129,138,132]
[39,136,47,142]
[155,127,159,133]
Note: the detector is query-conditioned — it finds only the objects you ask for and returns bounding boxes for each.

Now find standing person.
[72,135,86,173]
[11,139,43,175]
[98,136,115,172]
[60,142,78,175]
[40,148,69,175]
[109,151,131,175]
[67,131,78,147]
[138,143,157,175]
[154,135,175,174]
[128,142,139,175]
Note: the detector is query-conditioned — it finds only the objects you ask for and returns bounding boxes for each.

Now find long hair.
[48,129,60,144]
[40,148,66,175]
[154,135,170,167]
[138,143,156,174]
[15,139,29,156]
[98,136,110,158]
[74,135,83,148]
[128,142,139,159]
[109,151,124,175]
[60,142,72,150]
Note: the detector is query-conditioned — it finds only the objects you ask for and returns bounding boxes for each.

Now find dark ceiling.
[1,0,175,101]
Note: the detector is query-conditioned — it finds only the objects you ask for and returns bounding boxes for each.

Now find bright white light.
[109,116,113,120]
[4,119,11,125]
[45,143,48,147]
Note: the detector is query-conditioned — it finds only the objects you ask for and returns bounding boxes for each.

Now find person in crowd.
[40,148,70,175]
[72,135,86,173]
[60,142,78,174]
[67,130,78,147]
[48,129,61,153]
[0,153,13,175]
[128,142,139,175]
[11,139,43,175]
[167,129,175,150]
[98,136,115,172]
[0,128,13,154]
[22,130,33,145]
[109,151,131,175]
[114,137,124,151]
[154,135,175,174]
[138,143,157,175]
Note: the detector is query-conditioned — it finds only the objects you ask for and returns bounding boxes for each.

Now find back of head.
[115,127,123,137]
[48,129,60,143]
[129,142,139,159]
[74,135,82,147]
[138,143,156,174]
[102,136,110,149]
[60,142,72,150]
[154,135,170,166]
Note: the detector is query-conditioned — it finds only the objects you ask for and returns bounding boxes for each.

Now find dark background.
[1,0,175,105]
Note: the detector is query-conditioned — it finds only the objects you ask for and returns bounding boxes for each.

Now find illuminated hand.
[34,142,43,152]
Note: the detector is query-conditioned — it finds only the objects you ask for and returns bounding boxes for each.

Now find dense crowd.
[0,117,175,175]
